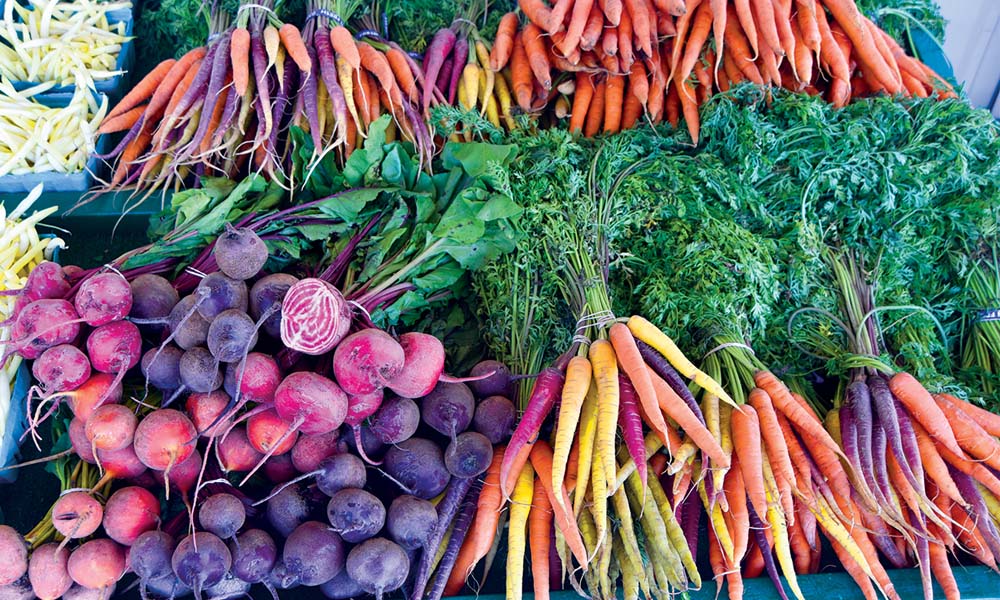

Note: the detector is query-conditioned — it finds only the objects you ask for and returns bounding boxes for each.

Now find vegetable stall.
[1,0,999,599]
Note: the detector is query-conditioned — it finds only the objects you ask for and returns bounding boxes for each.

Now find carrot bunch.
[486,0,954,144]
[95,0,436,194]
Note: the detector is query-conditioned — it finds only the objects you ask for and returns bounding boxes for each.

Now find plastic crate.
[0,128,111,195]
[4,3,135,103]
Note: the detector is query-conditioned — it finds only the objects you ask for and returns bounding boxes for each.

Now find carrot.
[569,72,596,132]
[444,445,506,595]
[584,77,607,137]
[510,31,534,111]
[928,538,960,600]
[230,27,251,97]
[826,533,879,600]
[602,28,619,57]
[694,55,712,104]
[647,48,666,122]
[627,61,649,108]
[935,394,1000,471]
[551,355,591,512]
[709,0,727,72]
[490,13,519,71]
[98,105,146,135]
[822,0,899,93]
[111,128,153,187]
[731,405,768,522]
[198,80,229,155]
[617,376,647,487]
[887,373,963,456]
[758,45,782,86]
[754,371,842,456]
[329,26,361,71]
[647,372,728,468]
[795,0,821,54]
[573,383,600,516]
[520,0,554,29]
[589,338,620,484]
[750,0,782,54]
[599,0,624,24]
[529,482,552,600]
[669,0,704,79]
[506,463,534,600]
[105,58,175,120]
[724,6,765,84]
[943,396,1000,438]
[522,23,552,90]
[608,324,667,442]
[279,23,312,73]
[723,455,750,560]
[732,0,759,57]
[580,3,604,52]
[617,6,634,70]
[548,0,574,35]
[789,17,814,87]
[624,0,652,57]
[747,388,796,492]
[384,47,418,104]
[951,503,997,567]
[530,442,588,566]
[676,1,714,98]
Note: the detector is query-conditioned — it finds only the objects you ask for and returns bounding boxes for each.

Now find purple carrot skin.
[868,375,922,493]
[838,394,864,488]
[681,490,701,557]
[446,38,469,105]
[268,53,300,159]
[950,465,1000,559]
[167,39,222,132]
[857,496,909,568]
[870,407,897,510]
[435,55,453,100]
[635,340,705,424]
[910,508,934,600]
[410,476,474,600]
[181,32,233,161]
[209,84,240,148]
[498,367,565,495]
[747,502,791,600]
[427,481,482,600]
[315,25,349,146]
[422,27,458,114]
[891,391,926,490]
[251,27,274,142]
[849,380,878,499]
[841,384,883,505]
[303,41,323,150]
[618,374,647,488]
[94,115,145,159]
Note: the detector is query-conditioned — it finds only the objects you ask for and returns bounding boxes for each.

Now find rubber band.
[305,8,343,25]
[381,13,389,38]
[976,308,1000,323]
[703,341,755,361]
[236,3,275,14]
[184,266,208,279]
[407,51,423,61]
[355,29,382,40]
[571,334,591,346]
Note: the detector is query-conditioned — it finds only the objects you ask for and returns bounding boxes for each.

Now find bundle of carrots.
[485,0,955,143]
[95,0,436,194]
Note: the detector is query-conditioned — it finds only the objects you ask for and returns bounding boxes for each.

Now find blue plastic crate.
[4,3,134,103]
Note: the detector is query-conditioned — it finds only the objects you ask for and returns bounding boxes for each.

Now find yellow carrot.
[590,446,609,552]
[611,480,645,579]
[553,355,592,514]
[494,70,516,129]
[506,463,535,600]
[612,533,641,600]
[589,339,620,483]
[627,315,735,405]
[336,56,363,137]
[764,459,806,600]
[475,40,495,116]
[573,381,600,517]
[647,471,700,584]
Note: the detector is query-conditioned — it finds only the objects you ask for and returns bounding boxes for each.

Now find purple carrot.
[168,39,221,129]
[870,407,897,510]
[548,527,562,591]
[680,491,701,558]
[181,31,232,160]
[892,392,926,491]
[856,492,909,568]
[950,466,1000,560]
[303,38,323,150]
[251,26,274,143]
[446,38,469,105]
[869,375,922,492]
[427,481,482,600]
[618,374,647,488]
[435,55,453,100]
[842,382,882,505]
[500,367,565,493]
[849,379,877,494]
[314,24,349,146]
[268,52,300,153]
[210,84,240,149]
[636,340,705,425]
[747,502,790,600]
[94,114,145,159]
[422,27,457,114]
[907,506,934,600]
[411,476,474,600]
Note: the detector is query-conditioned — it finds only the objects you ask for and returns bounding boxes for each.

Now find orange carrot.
[523,23,553,90]
[384,47,419,103]
[743,541,765,578]
[648,369,729,466]
[98,105,146,135]
[627,60,649,106]
[199,78,230,155]
[279,23,312,73]
[665,80,680,127]
[330,26,361,70]
[724,7,765,84]
[549,0,574,34]
[790,17,814,87]
[758,45,782,86]
[105,58,175,120]
[942,396,1000,438]
[603,74,625,133]
[602,28,619,57]
[694,54,712,104]
[111,128,153,186]
[795,0,821,54]
[754,372,842,457]
[560,0,595,56]
[822,0,899,93]
[935,394,1000,471]
[676,0,714,95]
[570,72,596,132]
[584,78,606,136]
[888,373,964,456]
[352,68,372,127]
[444,445,506,595]
[751,0,782,54]
[519,0,554,29]
[951,503,997,568]
[732,0,759,56]
[709,0,727,71]
[492,13,519,70]
[773,0,797,66]
[647,47,667,121]
[929,538,960,600]
[731,405,768,521]
[827,535,879,600]
[654,0,686,15]
[669,0,704,77]
[658,12,678,36]
[529,441,588,566]
[724,455,750,560]
[529,483,553,600]
[580,3,604,52]
[230,27,251,97]
[676,79,700,142]
[624,0,652,57]
[617,6,634,69]
[600,0,624,24]
[510,32,534,111]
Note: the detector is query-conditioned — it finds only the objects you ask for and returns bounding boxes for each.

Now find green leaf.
[434,196,485,244]
[441,141,518,177]
[315,188,384,222]
[477,192,522,221]
[413,262,464,291]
